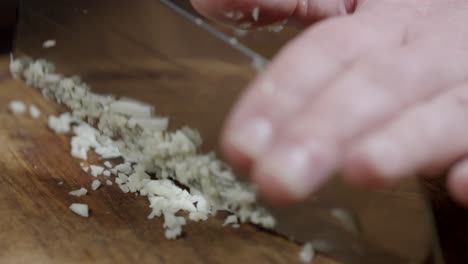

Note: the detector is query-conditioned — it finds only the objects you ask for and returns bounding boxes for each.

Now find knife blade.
[159,0,268,67]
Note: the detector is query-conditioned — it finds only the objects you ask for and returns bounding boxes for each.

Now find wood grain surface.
[0,57,340,263]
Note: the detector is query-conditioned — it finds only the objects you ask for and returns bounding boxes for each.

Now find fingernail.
[257,143,331,200]
[226,118,273,159]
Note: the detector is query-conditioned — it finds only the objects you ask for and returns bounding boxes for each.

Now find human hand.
[191,0,468,206]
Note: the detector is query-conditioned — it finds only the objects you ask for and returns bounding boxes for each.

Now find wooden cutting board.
[0,57,338,263]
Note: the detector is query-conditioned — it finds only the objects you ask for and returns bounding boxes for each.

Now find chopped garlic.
[118,184,130,193]
[223,215,238,226]
[165,226,182,240]
[189,212,208,222]
[91,180,101,190]
[109,99,153,118]
[103,161,113,169]
[127,117,168,131]
[224,10,244,20]
[102,170,111,177]
[69,203,89,217]
[9,53,24,79]
[266,19,288,32]
[90,165,104,177]
[106,180,113,186]
[114,163,133,175]
[10,56,276,240]
[9,100,26,114]
[252,7,260,22]
[71,124,100,160]
[163,213,186,239]
[69,188,88,197]
[95,144,121,159]
[29,104,41,119]
[80,162,89,173]
[48,113,74,134]
[299,243,315,263]
[224,11,234,19]
[42,40,56,48]
[267,24,285,32]
[330,208,360,235]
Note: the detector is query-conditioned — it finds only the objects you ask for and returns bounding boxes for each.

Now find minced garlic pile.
[9,56,275,239]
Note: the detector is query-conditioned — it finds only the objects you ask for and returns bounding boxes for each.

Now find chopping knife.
[13,0,441,263]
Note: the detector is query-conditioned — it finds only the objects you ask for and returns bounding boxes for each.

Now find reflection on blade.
[159,0,268,68]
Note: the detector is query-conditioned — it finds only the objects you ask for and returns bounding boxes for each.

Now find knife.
[13,0,440,263]
[159,0,268,69]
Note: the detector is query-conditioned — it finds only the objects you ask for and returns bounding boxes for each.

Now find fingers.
[448,159,468,208]
[345,83,468,188]
[222,14,407,172]
[252,41,468,202]
[190,0,356,27]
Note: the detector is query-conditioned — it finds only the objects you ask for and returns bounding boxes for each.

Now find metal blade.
[159,0,268,66]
